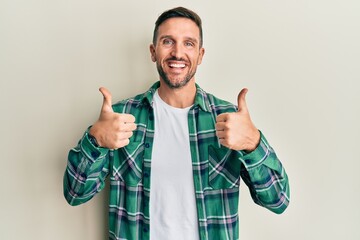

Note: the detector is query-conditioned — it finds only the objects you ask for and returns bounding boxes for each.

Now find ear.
[149,44,156,62]
[197,47,205,65]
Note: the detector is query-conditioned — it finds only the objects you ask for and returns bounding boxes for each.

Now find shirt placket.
[188,106,209,240]
[142,106,155,240]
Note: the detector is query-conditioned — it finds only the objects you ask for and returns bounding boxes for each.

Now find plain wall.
[1,0,359,239]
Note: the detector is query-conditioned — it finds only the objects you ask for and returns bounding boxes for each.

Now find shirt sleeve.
[63,129,110,206]
[239,131,290,214]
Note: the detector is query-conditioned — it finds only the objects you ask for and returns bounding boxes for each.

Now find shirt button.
[143,227,149,232]
[91,151,99,159]
[149,115,154,121]
[144,172,149,178]
[145,143,150,148]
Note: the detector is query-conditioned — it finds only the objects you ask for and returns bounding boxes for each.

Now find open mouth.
[168,62,186,68]
[167,61,187,74]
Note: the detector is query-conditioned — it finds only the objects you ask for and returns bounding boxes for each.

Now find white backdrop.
[1,0,359,239]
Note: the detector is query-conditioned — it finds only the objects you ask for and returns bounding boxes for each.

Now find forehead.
[157,17,200,41]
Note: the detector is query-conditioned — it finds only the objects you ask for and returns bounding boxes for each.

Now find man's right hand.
[89,87,137,149]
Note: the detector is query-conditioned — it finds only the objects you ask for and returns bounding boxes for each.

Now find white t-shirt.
[150,90,200,240]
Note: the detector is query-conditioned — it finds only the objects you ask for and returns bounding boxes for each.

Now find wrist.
[88,133,100,147]
[88,126,100,147]
[244,129,260,152]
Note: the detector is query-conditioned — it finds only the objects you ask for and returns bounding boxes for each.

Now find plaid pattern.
[64,82,290,240]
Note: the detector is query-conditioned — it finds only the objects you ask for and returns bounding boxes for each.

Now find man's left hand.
[216,88,261,152]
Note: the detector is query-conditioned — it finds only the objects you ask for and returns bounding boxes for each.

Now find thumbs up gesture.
[216,88,260,152]
[89,87,137,149]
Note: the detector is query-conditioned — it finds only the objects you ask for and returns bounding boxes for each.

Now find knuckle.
[123,139,130,147]
[227,114,235,121]
[224,132,231,139]
[218,113,227,119]
[129,115,136,122]
[128,123,136,131]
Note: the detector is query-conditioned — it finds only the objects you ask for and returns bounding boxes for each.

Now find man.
[64,7,290,240]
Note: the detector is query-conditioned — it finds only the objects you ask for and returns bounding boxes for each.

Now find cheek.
[155,52,167,63]
[191,56,201,66]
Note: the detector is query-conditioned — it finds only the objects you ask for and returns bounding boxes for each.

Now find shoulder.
[112,91,150,114]
[202,90,238,115]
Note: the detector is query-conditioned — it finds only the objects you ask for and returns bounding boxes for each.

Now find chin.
[164,78,190,89]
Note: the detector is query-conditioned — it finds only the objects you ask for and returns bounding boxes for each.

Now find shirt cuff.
[80,130,109,162]
[240,131,271,169]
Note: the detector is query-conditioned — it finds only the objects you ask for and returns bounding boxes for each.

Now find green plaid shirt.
[64,82,290,240]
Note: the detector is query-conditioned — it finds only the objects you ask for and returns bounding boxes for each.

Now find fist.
[216,88,260,152]
[89,87,137,149]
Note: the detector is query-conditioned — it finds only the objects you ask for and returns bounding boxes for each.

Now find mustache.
[166,56,187,62]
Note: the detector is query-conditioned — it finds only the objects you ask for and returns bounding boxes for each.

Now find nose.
[170,42,185,59]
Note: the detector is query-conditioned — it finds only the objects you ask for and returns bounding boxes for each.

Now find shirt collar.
[141,81,211,112]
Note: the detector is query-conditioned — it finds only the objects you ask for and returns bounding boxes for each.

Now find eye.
[185,41,195,47]
[163,39,174,45]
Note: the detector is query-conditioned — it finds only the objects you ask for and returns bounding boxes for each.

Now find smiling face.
[150,17,205,89]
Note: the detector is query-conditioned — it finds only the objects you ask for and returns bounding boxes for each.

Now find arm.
[63,87,136,206]
[63,131,110,206]
[216,88,290,213]
[239,132,290,214]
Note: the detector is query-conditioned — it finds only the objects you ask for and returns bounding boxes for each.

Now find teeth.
[169,63,185,68]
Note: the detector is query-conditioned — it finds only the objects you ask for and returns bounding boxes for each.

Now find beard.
[156,58,196,89]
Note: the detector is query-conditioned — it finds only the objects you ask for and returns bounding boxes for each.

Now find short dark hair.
[153,7,203,47]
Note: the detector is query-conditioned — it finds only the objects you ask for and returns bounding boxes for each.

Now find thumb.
[237,88,249,113]
[99,87,113,113]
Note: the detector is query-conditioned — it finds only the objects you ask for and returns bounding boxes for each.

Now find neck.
[157,80,196,108]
